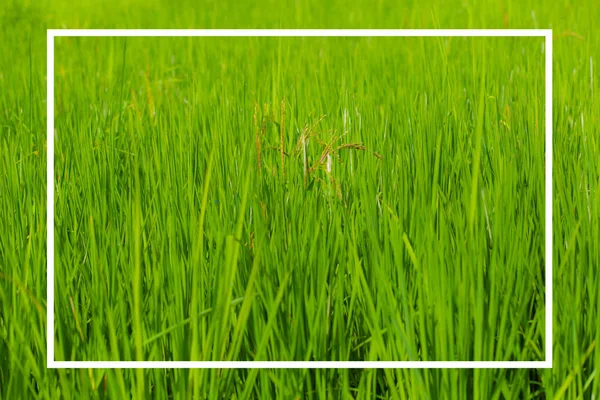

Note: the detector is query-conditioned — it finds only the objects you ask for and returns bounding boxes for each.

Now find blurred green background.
[0,0,598,398]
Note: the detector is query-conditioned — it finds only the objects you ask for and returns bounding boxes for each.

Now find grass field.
[53,35,546,367]
[1,1,599,399]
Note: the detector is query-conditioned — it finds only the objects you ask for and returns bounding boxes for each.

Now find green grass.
[53,35,545,365]
[1,1,599,399]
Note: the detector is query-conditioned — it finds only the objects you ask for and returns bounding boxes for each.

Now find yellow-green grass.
[53,36,546,366]
[0,1,599,399]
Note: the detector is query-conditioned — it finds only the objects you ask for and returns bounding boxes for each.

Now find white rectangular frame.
[47,29,553,369]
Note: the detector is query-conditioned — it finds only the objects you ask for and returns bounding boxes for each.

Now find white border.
[47,29,553,369]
